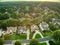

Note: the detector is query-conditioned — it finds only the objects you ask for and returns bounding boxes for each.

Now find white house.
[2,31,7,35]
[25,13,30,17]
[39,22,50,31]
[52,18,60,25]
[7,27,17,33]
[31,24,39,32]
[18,26,27,34]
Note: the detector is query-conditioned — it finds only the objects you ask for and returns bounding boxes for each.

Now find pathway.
[32,30,50,45]
[23,29,30,45]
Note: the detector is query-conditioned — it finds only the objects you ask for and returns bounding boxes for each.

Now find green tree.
[6,18,19,26]
[49,40,56,45]
[0,13,10,20]
[30,39,39,45]
[0,7,6,13]
[15,41,21,45]
[49,24,58,31]
[52,30,60,45]
[0,38,4,45]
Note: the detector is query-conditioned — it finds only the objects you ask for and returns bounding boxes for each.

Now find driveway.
[32,30,50,45]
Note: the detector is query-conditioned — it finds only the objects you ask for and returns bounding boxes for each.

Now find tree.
[15,41,21,45]
[0,38,4,45]
[49,40,56,45]
[52,30,60,45]
[0,7,6,13]
[10,12,19,19]
[0,13,10,20]
[0,20,7,31]
[30,39,39,45]
[49,24,58,31]
[6,18,19,26]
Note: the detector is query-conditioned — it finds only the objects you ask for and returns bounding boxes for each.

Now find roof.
[40,22,48,26]
[18,26,26,30]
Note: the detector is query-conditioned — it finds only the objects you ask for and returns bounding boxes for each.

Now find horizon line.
[0,0,60,2]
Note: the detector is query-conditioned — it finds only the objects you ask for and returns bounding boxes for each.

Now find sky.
[0,0,60,2]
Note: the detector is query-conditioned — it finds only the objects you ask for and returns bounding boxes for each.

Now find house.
[52,18,60,29]
[52,18,60,26]
[2,31,9,35]
[39,22,50,31]
[31,24,39,32]
[0,28,7,36]
[25,13,30,17]
[18,26,27,34]
[7,27,17,33]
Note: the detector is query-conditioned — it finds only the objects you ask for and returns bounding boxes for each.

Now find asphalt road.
[4,36,52,44]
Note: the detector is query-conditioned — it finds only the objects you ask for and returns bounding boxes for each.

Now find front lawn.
[4,33,27,40]
[35,34,41,39]
[30,32,41,39]
[42,31,53,37]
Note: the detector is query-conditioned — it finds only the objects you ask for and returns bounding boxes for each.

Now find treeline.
[0,2,60,28]
[0,2,60,13]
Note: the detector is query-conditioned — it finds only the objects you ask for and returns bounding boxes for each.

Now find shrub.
[0,38,4,45]
[30,39,39,45]
[15,40,21,45]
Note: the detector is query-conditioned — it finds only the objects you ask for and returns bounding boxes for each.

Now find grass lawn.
[35,34,41,39]
[30,32,41,39]
[4,33,27,40]
[42,31,53,37]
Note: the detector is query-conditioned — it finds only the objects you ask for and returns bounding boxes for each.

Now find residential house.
[18,26,27,34]
[31,13,36,16]
[52,18,60,28]
[31,24,39,32]
[7,27,17,34]
[52,18,60,26]
[39,22,50,31]
[25,13,30,17]
[2,31,8,35]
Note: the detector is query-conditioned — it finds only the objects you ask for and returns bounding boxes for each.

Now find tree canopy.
[15,41,21,45]
[52,30,60,44]
[0,38,4,45]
